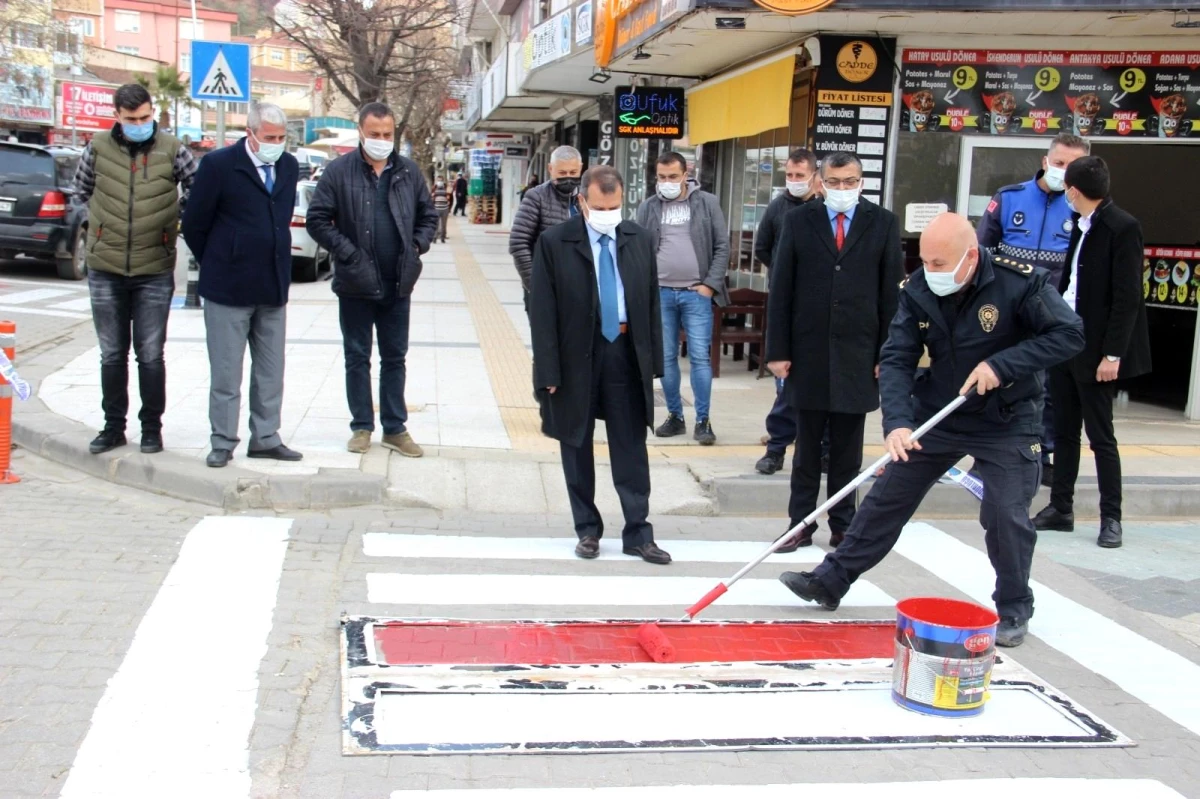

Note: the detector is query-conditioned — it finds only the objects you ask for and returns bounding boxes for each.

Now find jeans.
[339,294,411,436]
[88,270,174,433]
[659,287,713,421]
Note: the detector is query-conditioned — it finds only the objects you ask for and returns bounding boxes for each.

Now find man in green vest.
[73,84,197,455]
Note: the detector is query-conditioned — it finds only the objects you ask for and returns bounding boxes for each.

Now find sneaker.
[89,429,126,455]
[755,451,785,475]
[347,431,372,454]
[383,431,424,458]
[655,413,686,437]
[694,419,716,445]
[140,431,163,454]
[996,616,1028,648]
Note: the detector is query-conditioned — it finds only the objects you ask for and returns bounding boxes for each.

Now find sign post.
[190,40,251,148]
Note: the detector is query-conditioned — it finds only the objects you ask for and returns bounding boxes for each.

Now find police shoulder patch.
[898,276,910,289]
[993,255,1034,276]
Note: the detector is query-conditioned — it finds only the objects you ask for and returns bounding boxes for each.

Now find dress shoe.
[623,542,672,564]
[574,536,600,559]
[996,616,1028,648]
[248,444,304,462]
[1031,505,1074,532]
[775,522,816,553]
[779,571,840,610]
[1097,518,1123,549]
[755,452,784,475]
[1040,461,1054,488]
[828,530,845,548]
[89,429,126,455]
[655,414,686,438]
[382,431,423,458]
[207,449,233,468]
[140,432,163,454]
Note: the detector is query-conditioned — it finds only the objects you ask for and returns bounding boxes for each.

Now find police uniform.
[799,252,1084,623]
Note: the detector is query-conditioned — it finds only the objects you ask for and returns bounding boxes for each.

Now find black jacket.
[530,216,664,448]
[1058,199,1151,382]
[755,191,815,269]
[880,252,1085,439]
[182,142,297,307]
[509,181,576,290]
[766,198,905,413]
[306,149,438,300]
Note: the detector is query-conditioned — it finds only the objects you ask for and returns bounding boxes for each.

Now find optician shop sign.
[900,49,1200,138]
[614,86,684,138]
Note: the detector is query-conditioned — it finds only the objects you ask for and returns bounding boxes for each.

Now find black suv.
[0,142,88,280]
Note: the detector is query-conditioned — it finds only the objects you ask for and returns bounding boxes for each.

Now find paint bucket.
[891,597,999,717]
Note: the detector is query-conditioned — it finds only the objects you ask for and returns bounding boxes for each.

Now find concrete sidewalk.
[9,217,1200,515]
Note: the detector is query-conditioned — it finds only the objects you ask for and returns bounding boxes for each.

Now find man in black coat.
[530,166,670,564]
[1032,156,1151,549]
[767,152,904,551]
[182,102,300,468]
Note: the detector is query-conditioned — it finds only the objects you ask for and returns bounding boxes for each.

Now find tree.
[135,66,196,130]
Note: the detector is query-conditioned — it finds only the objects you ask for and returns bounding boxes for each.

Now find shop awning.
[686,51,796,145]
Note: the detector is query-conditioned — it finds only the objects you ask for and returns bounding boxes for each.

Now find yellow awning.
[686,53,796,145]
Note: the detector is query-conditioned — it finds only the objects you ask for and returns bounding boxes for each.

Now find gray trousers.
[204,299,286,451]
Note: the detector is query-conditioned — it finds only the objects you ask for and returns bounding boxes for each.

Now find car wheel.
[294,256,319,283]
[56,227,87,281]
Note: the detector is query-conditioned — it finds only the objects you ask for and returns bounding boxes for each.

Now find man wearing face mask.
[182,103,301,468]
[635,151,729,445]
[73,83,197,457]
[510,146,583,315]
[977,133,1091,484]
[529,166,670,565]
[753,148,821,475]
[778,213,1084,648]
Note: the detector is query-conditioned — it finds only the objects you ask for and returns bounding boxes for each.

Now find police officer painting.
[976,133,1090,484]
[778,213,1084,648]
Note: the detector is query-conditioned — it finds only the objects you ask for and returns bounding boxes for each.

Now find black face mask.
[553,177,580,196]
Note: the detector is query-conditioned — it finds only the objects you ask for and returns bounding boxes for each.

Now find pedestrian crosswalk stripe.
[366,573,894,608]
[0,287,74,304]
[50,297,94,312]
[363,533,823,563]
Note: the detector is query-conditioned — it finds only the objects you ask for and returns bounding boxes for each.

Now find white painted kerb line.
[60,516,292,799]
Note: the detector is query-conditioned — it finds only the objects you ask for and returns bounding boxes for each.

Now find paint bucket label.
[891,597,998,718]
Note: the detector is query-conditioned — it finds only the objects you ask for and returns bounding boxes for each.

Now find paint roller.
[635,621,676,663]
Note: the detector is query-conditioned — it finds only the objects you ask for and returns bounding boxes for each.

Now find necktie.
[262,165,275,193]
[835,213,846,250]
[598,234,620,342]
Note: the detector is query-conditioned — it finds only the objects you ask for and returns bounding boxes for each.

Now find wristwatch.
[1105,355,1120,362]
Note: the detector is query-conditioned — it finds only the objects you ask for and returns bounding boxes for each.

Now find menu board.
[1144,246,1200,310]
[813,36,897,205]
[901,49,1200,139]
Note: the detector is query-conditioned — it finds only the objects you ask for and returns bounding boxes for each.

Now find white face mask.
[824,186,860,214]
[585,206,623,238]
[786,180,810,198]
[251,131,285,164]
[925,248,971,297]
[1043,164,1066,192]
[657,181,683,200]
[362,137,394,161]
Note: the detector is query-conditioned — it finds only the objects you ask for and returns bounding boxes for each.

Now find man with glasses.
[767,152,903,551]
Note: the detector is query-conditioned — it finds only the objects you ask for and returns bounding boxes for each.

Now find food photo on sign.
[1144,248,1200,309]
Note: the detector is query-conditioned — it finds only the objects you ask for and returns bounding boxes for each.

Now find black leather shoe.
[574,536,600,559]
[89,429,126,455]
[140,432,163,454]
[755,452,785,475]
[779,571,840,610]
[996,616,1028,648]
[247,444,303,461]
[623,542,672,564]
[1098,518,1123,549]
[207,449,233,468]
[1032,505,1074,531]
[775,522,816,553]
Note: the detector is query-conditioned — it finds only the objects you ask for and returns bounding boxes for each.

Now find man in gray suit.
[182,102,302,467]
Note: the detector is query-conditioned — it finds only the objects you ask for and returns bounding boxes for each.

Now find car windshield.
[0,148,56,186]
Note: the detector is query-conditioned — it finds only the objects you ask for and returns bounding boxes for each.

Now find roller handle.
[682,583,728,620]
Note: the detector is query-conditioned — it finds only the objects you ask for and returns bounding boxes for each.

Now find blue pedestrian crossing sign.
[190,40,250,103]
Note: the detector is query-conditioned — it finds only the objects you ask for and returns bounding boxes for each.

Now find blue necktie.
[262,165,274,193]
[598,234,619,342]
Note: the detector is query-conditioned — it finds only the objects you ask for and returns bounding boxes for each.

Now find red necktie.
[836,213,846,250]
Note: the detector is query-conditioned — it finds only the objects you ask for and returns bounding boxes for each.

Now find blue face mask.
[122,121,155,143]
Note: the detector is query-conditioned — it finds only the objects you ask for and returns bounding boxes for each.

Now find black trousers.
[453,196,467,216]
[812,429,1041,620]
[1049,363,1121,520]
[789,410,866,533]
[559,332,653,547]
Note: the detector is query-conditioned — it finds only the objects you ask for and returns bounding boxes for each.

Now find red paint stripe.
[372,621,895,665]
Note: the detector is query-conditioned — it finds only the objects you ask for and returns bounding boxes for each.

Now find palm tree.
[135,66,195,131]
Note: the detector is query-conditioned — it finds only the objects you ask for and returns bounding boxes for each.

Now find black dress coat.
[766,198,904,414]
[1057,199,1152,382]
[530,216,664,448]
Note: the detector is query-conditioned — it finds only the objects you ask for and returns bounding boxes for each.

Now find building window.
[55,30,82,55]
[114,10,140,33]
[116,45,140,55]
[271,49,284,63]
[11,24,45,49]
[69,17,96,38]
[180,51,191,72]
[179,18,203,39]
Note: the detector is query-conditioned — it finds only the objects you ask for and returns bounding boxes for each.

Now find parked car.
[290,179,329,282]
[0,142,87,280]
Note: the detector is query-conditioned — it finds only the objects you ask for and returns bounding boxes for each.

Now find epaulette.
[993,254,1034,275]
[996,182,1026,194]
[898,276,910,290]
